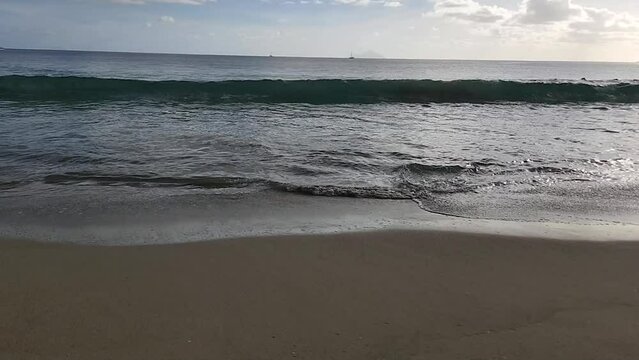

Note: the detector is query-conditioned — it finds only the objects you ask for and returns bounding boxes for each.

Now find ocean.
[1,49,638,243]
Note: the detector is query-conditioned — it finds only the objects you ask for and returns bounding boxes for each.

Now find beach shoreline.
[3,229,639,360]
[3,44,639,360]
[2,190,639,246]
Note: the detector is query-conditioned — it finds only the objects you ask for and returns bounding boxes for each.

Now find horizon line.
[3,47,636,64]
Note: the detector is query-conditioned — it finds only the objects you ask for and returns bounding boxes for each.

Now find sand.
[2,230,639,360]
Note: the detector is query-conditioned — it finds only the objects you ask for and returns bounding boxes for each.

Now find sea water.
[1,49,638,243]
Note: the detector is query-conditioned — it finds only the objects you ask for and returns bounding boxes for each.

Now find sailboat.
[348,51,355,60]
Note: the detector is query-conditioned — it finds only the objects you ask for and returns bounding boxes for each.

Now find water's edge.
[1,191,637,246]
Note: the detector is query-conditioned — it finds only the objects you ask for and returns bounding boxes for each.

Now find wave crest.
[2,76,638,103]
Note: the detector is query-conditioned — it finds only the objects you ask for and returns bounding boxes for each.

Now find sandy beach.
[2,230,639,360]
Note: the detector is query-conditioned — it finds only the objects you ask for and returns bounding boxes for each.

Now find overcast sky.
[1,0,638,61]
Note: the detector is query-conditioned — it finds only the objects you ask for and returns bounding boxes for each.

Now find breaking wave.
[2,75,639,103]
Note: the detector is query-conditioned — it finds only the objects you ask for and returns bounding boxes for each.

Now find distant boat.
[269,54,274,58]
[348,52,355,60]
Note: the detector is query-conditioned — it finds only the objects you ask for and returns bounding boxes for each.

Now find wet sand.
[2,230,639,360]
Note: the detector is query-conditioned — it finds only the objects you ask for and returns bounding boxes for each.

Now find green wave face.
[1,75,638,103]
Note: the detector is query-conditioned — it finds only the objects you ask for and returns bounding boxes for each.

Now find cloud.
[333,0,370,5]
[112,0,214,5]
[430,0,511,23]
[383,1,402,7]
[428,0,639,42]
[333,0,403,6]
[566,6,639,41]
[516,0,579,24]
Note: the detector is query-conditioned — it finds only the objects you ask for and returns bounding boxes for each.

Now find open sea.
[1,49,638,243]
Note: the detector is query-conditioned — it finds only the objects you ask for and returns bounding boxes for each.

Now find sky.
[0,0,638,61]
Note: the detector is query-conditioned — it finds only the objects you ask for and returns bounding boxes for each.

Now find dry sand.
[2,230,639,360]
